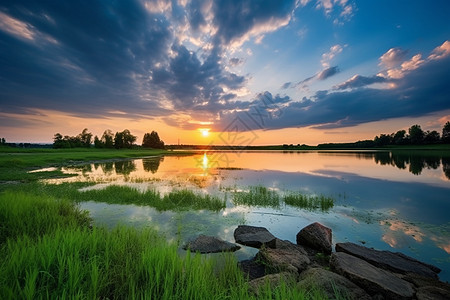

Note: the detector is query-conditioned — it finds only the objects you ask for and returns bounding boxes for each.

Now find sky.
[1,0,450,145]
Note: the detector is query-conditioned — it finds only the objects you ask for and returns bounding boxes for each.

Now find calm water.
[47,150,450,281]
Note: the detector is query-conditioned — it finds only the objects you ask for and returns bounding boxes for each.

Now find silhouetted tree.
[114,129,136,149]
[142,131,165,149]
[424,130,440,144]
[442,121,450,143]
[409,124,424,145]
[101,129,114,148]
[0,138,5,145]
[374,134,392,146]
[78,128,92,147]
[94,136,102,148]
[393,130,407,145]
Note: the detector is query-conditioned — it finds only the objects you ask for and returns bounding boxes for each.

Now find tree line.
[53,129,165,149]
[373,122,450,146]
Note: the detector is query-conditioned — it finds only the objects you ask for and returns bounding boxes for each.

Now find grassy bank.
[0,190,327,299]
[0,147,179,181]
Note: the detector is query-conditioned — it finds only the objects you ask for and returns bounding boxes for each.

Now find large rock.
[296,222,332,254]
[331,252,414,299]
[183,235,240,253]
[336,242,440,278]
[256,247,310,274]
[297,268,371,300]
[234,225,276,248]
[274,238,308,255]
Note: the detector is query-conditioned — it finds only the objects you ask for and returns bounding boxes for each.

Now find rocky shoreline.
[184,222,450,299]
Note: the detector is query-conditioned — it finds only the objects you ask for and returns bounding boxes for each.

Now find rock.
[183,235,240,253]
[297,268,371,300]
[248,272,296,296]
[416,286,450,300]
[256,247,310,274]
[239,258,267,280]
[336,242,440,278]
[274,238,308,255]
[330,252,414,299]
[234,225,276,248]
[296,222,332,254]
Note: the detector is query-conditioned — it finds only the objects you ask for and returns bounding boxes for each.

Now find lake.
[47,150,450,281]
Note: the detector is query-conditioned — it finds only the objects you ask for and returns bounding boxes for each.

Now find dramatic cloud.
[0,0,298,121]
[212,0,297,47]
[334,75,388,90]
[379,47,408,69]
[216,41,450,130]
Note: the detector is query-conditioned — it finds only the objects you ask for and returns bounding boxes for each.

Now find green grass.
[232,186,334,211]
[233,186,281,208]
[0,190,330,299]
[0,191,91,244]
[284,194,334,211]
[2,182,226,212]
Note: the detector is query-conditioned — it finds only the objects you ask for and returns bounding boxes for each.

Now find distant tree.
[101,129,114,148]
[374,134,392,146]
[142,131,165,149]
[78,128,92,147]
[442,121,450,143]
[94,136,102,148]
[0,138,5,145]
[393,130,407,145]
[53,133,66,148]
[114,132,124,149]
[114,129,136,149]
[409,124,424,145]
[424,130,440,144]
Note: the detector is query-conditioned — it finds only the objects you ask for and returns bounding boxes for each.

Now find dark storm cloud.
[212,0,297,46]
[334,75,388,90]
[1,0,296,121]
[317,66,340,80]
[0,0,173,117]
[216,54,450,131]
[282,66,339,90]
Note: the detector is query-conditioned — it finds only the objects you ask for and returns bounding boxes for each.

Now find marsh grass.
[233,186,281,208]
[284,194,334,211]
[233,186,334,211]
[0,191,90,244]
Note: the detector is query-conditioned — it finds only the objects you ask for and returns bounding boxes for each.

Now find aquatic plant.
[284,194,334,211]
[233,186,281,208]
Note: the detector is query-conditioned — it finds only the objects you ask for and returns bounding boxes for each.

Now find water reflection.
[373,151,446,177]
[143,157,164,173]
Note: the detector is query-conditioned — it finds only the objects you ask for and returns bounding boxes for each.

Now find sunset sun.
[199,128,210,137]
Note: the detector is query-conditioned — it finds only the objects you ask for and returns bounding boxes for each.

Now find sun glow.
[199,128,210,137]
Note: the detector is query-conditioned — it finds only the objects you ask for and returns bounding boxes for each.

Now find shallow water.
[48,150,450,281]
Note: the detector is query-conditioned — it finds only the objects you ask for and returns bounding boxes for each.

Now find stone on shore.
[296,222,332,254]
[297,268,371,300]
[234,225,276,248]
[336,242,440,278]
[183,235,240,253]
[256,247,311,274]
[331,252,414,299]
